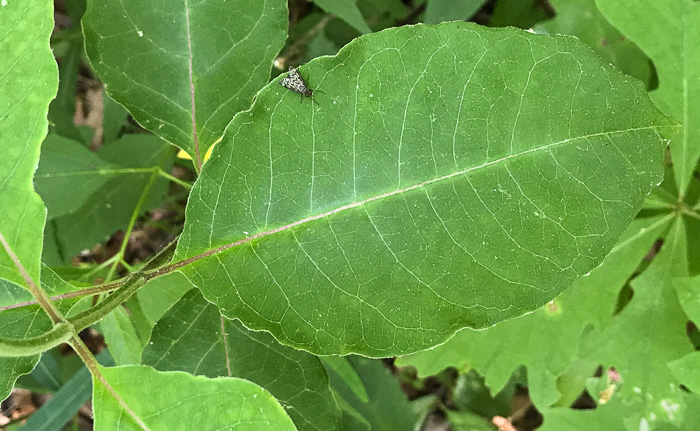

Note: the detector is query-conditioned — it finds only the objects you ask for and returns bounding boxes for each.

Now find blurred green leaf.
[490,0,550,28]
[28,351,62,392]
[102,90,129,145]
[142,288,341,431]
[675,274,700,322]
[596,0,700,197]
[329,357,420,431]
[45,134,174,263]
[93,365,296,430]
[312,0,372,34]
[587,219,692,427]
[321,356,369,403]
[448,409,496,431]
[35,135,120,219]
[0,0,57,286]
[424,0,487,24]
[174,22,672,357]
[48,37,85,144]
[82,0,288,165]
[536,0,652,85]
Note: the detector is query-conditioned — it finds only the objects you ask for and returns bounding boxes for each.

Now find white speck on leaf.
[1,0,7,7]
[639,418,650,431]
[137,30,144,37]
[660,399,680,420]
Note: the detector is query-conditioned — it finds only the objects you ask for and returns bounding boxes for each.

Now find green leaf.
[539,399,628,430]
[92,365,296,430]
[29,351,62,391]
[142,289,341,431]
[596,0,700,197]
[447,409,496,431]
[674,274,700,323]
[99,307,142,366]
[0,0,57,285]
[82,0,288,166]
[46,134,174,262]
[102,90,129,145]
[312,0,372,34]
[669,351,700,394]
[490,0,550,28]
[173,22,673,356]
[329,356,419,431]
[396,215,673,407]
[536,0,652,85]
[48,35,86,144]
[320,356,369,403]
[136,272,193,326]
[588,218,692,427]
[424,0,488,24]
[34,135,120,219]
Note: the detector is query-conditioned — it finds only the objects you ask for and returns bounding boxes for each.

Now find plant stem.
[69,336,151,430]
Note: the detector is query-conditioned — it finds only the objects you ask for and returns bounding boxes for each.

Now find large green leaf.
[396,214,673,408]
[92,365,296,430]
[142,288,341,431]
[173,22,673,356]
[596,0,700,197]
[0,0,56,285]
[82,0,288,166]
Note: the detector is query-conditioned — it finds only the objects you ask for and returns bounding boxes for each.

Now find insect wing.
[280,67,309,95]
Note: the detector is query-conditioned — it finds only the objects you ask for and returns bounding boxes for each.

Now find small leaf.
[82,0,288,165]
[174,23,673,356]
[93,365,296,430]
[99,307,142,366]
[0,1,57,285]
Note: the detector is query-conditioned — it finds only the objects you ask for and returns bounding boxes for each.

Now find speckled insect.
[279,66,317,102]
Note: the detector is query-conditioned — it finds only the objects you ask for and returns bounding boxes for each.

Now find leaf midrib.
[166,124,667,271]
